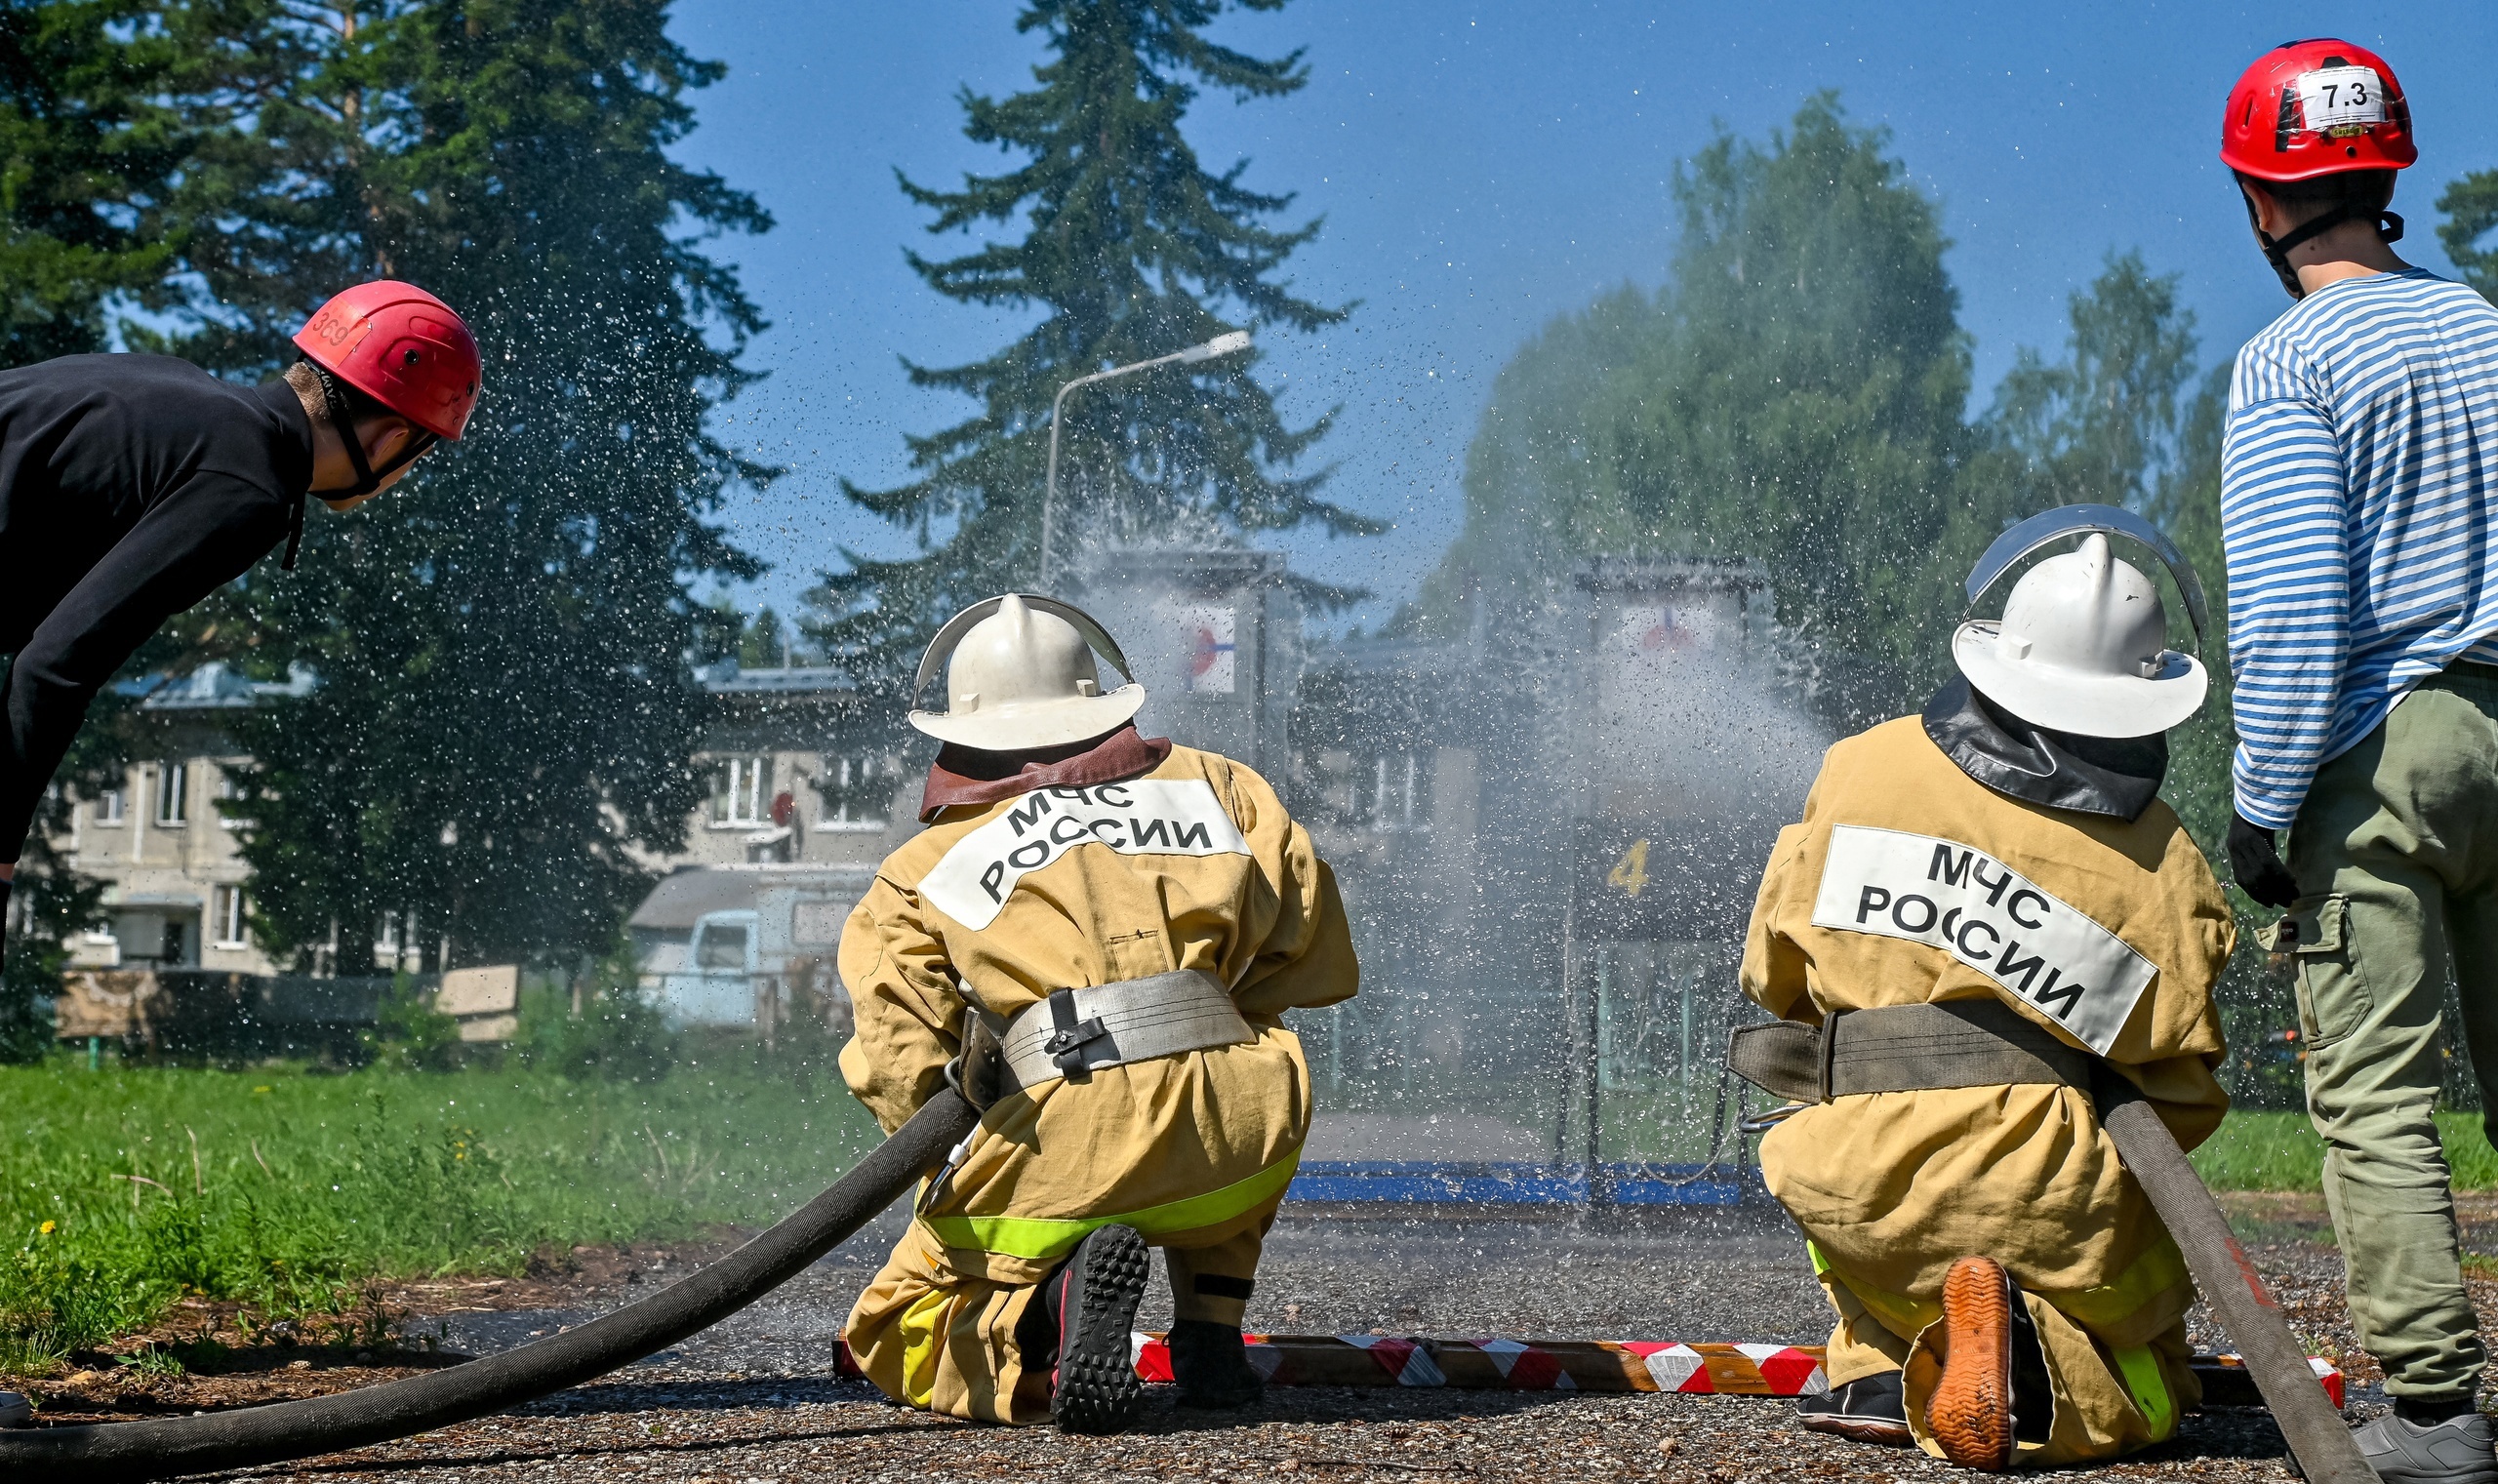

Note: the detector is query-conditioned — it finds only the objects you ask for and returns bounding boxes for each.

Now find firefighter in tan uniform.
[1739,512,2235,1470]
[838,594,1357,1433]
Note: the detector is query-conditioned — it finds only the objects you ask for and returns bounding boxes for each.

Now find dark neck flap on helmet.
[1921,675,2168,822]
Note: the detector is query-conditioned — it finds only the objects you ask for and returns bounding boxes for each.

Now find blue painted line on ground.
[1286,1160,1760,1206]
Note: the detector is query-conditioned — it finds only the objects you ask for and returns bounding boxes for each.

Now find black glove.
[2227,813,2301,908]
[943,1013,1005,1110]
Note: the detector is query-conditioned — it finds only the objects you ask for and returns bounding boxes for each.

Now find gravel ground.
[86,1193,2477,1484]
[23,1187,2498,1481]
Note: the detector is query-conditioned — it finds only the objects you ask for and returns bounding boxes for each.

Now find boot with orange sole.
[1926,1255,2035,1469]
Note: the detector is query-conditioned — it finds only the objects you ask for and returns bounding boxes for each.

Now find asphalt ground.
[121,1192,2489,1484]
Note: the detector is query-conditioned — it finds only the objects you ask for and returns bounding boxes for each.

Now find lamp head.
[1179,330,1253,362]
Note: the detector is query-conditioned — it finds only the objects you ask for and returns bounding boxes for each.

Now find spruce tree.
[807,0,1372,665]
[0,0,206,1052]
[0,0,190,363]
[156,0,771,972]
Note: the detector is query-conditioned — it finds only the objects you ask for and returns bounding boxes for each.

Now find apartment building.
[59,664,302,974]
[55,659,918,975]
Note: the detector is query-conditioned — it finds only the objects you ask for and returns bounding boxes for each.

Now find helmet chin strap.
[2243,194,2404,301]
[289,359,436,570]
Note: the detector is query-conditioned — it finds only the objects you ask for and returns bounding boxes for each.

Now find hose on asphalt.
[0,1087,981,1483]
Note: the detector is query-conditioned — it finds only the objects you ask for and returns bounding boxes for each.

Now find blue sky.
[661,1,2498,634]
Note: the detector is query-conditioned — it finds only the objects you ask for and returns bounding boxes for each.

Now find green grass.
[13,1049,2493,1370]
[2189,1109,2498,1191]
[1,1054,881,1370]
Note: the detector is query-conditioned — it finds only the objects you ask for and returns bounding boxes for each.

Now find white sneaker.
[2353,1411,2498,1484]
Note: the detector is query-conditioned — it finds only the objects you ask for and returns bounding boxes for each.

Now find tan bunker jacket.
[838,742,1358,1282]
[1742,716,2233,1464]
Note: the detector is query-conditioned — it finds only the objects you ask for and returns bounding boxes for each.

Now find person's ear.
[2243,181,2304,240]
[361,417,415,466]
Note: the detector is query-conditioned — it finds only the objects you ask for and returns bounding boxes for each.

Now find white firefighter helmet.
[907,593,1147,751]
[1952,523,2208,740]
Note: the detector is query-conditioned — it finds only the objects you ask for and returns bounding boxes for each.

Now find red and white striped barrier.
[1128,1334,1826,1394]
[835,1333,2344,1409]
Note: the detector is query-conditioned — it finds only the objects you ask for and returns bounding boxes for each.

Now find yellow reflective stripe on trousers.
[2055,1235,2190,1333]
[897,1288,951,1409]
[2113,1344,2176,1441]
[1809,1237,2187,1343]
[1809,1243,1942,1336]
[919,1149,1302,1261]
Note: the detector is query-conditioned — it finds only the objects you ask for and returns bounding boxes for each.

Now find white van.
[628,864,875,1037]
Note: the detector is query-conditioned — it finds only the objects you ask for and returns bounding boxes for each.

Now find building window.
[710,756,770,826]
[215,766,248,829]
[154,762,188,826]
[375,909,422,968]
[95,785,126,825]
[817,754,891,831]
[695,919,750,972]
[212,886,248,948]
[1354,752,1430,831]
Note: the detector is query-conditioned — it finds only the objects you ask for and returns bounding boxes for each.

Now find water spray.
[1039,330,1253,586]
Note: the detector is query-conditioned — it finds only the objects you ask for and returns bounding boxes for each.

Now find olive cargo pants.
[2285,663,2498,1400]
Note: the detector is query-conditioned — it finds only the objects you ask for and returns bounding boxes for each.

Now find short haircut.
[284,358,398,428]
[2235,168,2397,224]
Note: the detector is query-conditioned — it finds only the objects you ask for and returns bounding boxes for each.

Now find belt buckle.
[1043,988,1111,1076]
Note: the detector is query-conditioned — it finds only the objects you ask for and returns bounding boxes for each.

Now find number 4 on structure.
[1608,839,1651,899]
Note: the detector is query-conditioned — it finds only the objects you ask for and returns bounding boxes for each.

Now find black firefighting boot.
[1040,1224,1150,1434]
[1169,1318,1265,1410]
[1796,1370,1910,1446]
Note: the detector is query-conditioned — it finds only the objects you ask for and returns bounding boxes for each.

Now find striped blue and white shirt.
[2222,268,2498,828]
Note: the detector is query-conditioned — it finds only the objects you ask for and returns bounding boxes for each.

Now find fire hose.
[0,1087,981,1483]
[1732,1005,2378,1482]
[2092,1072,2377,1484]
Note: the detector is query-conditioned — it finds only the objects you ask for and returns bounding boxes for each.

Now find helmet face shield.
[909,593,1139,713]
[1954,505,2212,740]
[907,593,1148,751]
[1963,503,2210,651]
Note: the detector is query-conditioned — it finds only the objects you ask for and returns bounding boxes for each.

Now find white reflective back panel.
[1807,824,2156,1055]
[920,780,1251,931]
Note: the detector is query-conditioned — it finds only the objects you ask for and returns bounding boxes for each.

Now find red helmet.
[2221,39,2416,182]
[292,280,482,441]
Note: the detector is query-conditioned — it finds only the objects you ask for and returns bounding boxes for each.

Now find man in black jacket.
[0,280,480,967]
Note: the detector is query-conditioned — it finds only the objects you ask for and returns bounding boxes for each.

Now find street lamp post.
[1039,330,1253,588]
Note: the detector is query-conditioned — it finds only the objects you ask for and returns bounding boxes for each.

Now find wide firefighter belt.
[1729,997,2095,1105]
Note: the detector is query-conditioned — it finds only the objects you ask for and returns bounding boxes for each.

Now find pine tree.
[0,0,191,363]
[155,0,771,972]
[806,0,1372,666]
[0,0,208,1053]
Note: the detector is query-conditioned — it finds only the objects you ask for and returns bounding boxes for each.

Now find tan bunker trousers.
[847,1203,1275,1424]
[1744,716,2234,1466]
[836,745,1357,1423]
